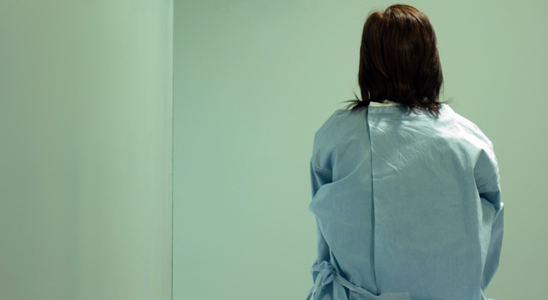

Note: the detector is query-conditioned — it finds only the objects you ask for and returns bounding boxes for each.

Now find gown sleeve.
[482,202,504,292]
[474,145,504,295]
[309,161,333,282]
[310,219,331,285]
[306,155,336,300]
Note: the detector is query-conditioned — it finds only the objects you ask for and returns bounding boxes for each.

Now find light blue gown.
[307,102,504,300]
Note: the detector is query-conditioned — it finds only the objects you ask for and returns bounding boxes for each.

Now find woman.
[306,4,504,300]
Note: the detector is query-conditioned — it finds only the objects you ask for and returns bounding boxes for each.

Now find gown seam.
[365,107,380,295]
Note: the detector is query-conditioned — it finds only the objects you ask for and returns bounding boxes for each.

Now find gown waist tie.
[308,261,410,300]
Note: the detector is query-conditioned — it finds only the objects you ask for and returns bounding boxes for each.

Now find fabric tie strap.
[308,261,410,300]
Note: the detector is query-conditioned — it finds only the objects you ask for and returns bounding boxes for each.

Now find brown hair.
[346,4,444,115]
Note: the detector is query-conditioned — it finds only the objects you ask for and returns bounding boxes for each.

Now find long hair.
[346,4,444,115]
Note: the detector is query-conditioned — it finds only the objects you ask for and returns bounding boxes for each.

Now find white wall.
[0,1,173,299]
[174,0,548,299]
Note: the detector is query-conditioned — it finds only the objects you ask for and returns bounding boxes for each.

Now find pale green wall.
[175,0,547,299]
[0,1,173,300]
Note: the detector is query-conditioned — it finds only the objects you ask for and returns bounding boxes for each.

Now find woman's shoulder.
[314,108,366,143]
[438,104,494,149]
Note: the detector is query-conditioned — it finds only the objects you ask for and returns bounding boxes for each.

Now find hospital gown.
[307,102,504,300]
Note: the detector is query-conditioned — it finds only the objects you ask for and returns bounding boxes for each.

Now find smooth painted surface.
[0,1,173,299]
[174,0,547,299]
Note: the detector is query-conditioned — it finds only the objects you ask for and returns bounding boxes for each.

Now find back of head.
[347,4,443,115]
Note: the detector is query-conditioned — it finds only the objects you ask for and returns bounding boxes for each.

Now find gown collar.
[369,99,401,107]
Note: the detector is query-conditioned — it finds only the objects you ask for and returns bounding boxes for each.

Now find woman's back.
[307,103,503,300]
